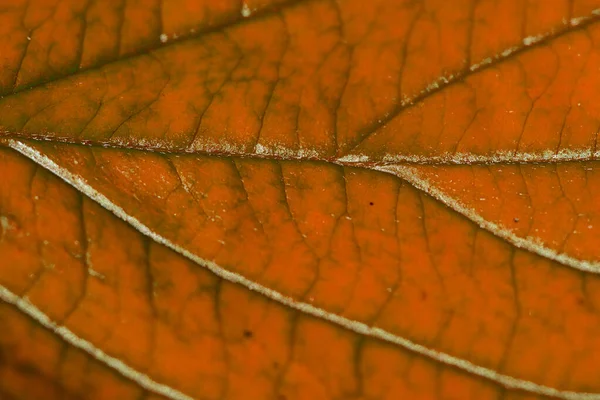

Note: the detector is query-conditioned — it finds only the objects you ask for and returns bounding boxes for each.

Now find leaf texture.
[399,163,600,268]
[3,1,600,399]
[3,0,600,160]
[0,148,510,400]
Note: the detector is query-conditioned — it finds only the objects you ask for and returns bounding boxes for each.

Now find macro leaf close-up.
[3,0,600,399]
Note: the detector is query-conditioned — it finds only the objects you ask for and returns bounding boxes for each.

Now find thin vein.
[342,10,600,155]
[2,0,311,98]
[0,286,193,400]
[376,164,600,274]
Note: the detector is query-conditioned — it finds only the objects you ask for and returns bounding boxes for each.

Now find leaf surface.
[0,148,508,400]
[3,0,600,160]
[3,1,600,399]
[398,163,600,269]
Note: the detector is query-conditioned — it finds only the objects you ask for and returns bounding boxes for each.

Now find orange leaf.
[2,1,600,399]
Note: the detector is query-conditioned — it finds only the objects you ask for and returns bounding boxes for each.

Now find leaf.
[0,148,505,399]
[0,149,172,400]
[2,0,600,399]
[390,163,600,269]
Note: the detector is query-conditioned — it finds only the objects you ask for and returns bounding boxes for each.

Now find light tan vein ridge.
[377,164,600,274]
[3,134,600,166]
[9,139,600,399]
[342,148,600,165]
[0,286,193,400]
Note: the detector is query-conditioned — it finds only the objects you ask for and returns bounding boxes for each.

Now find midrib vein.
[6,137,599,274]
[5,139,600,400]
[4,133,600,164]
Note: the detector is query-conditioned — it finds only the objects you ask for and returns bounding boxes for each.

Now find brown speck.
[513,217,519,223]
[369,202,374,206]
[243,330,253,339]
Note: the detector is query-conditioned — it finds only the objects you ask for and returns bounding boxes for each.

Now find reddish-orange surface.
[0,148,511,399]
[410,163,600,263]
[3,1,600,399]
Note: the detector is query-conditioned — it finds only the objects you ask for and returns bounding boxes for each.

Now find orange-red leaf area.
[4,0,600,162]
[0,147,515,400]
[6,142,600,399]
[3,1,600,400]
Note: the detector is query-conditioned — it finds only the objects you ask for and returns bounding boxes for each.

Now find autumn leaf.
[2,1,600,399]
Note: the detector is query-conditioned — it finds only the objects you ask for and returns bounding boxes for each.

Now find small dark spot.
[243,329,253,339]
[420,291,427,300]
[577,297,585,306]
[277,395,288,400]
[369,202,374,206]
[513,217,519,223]
[16,362,38,375]
[273,361,280,369]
